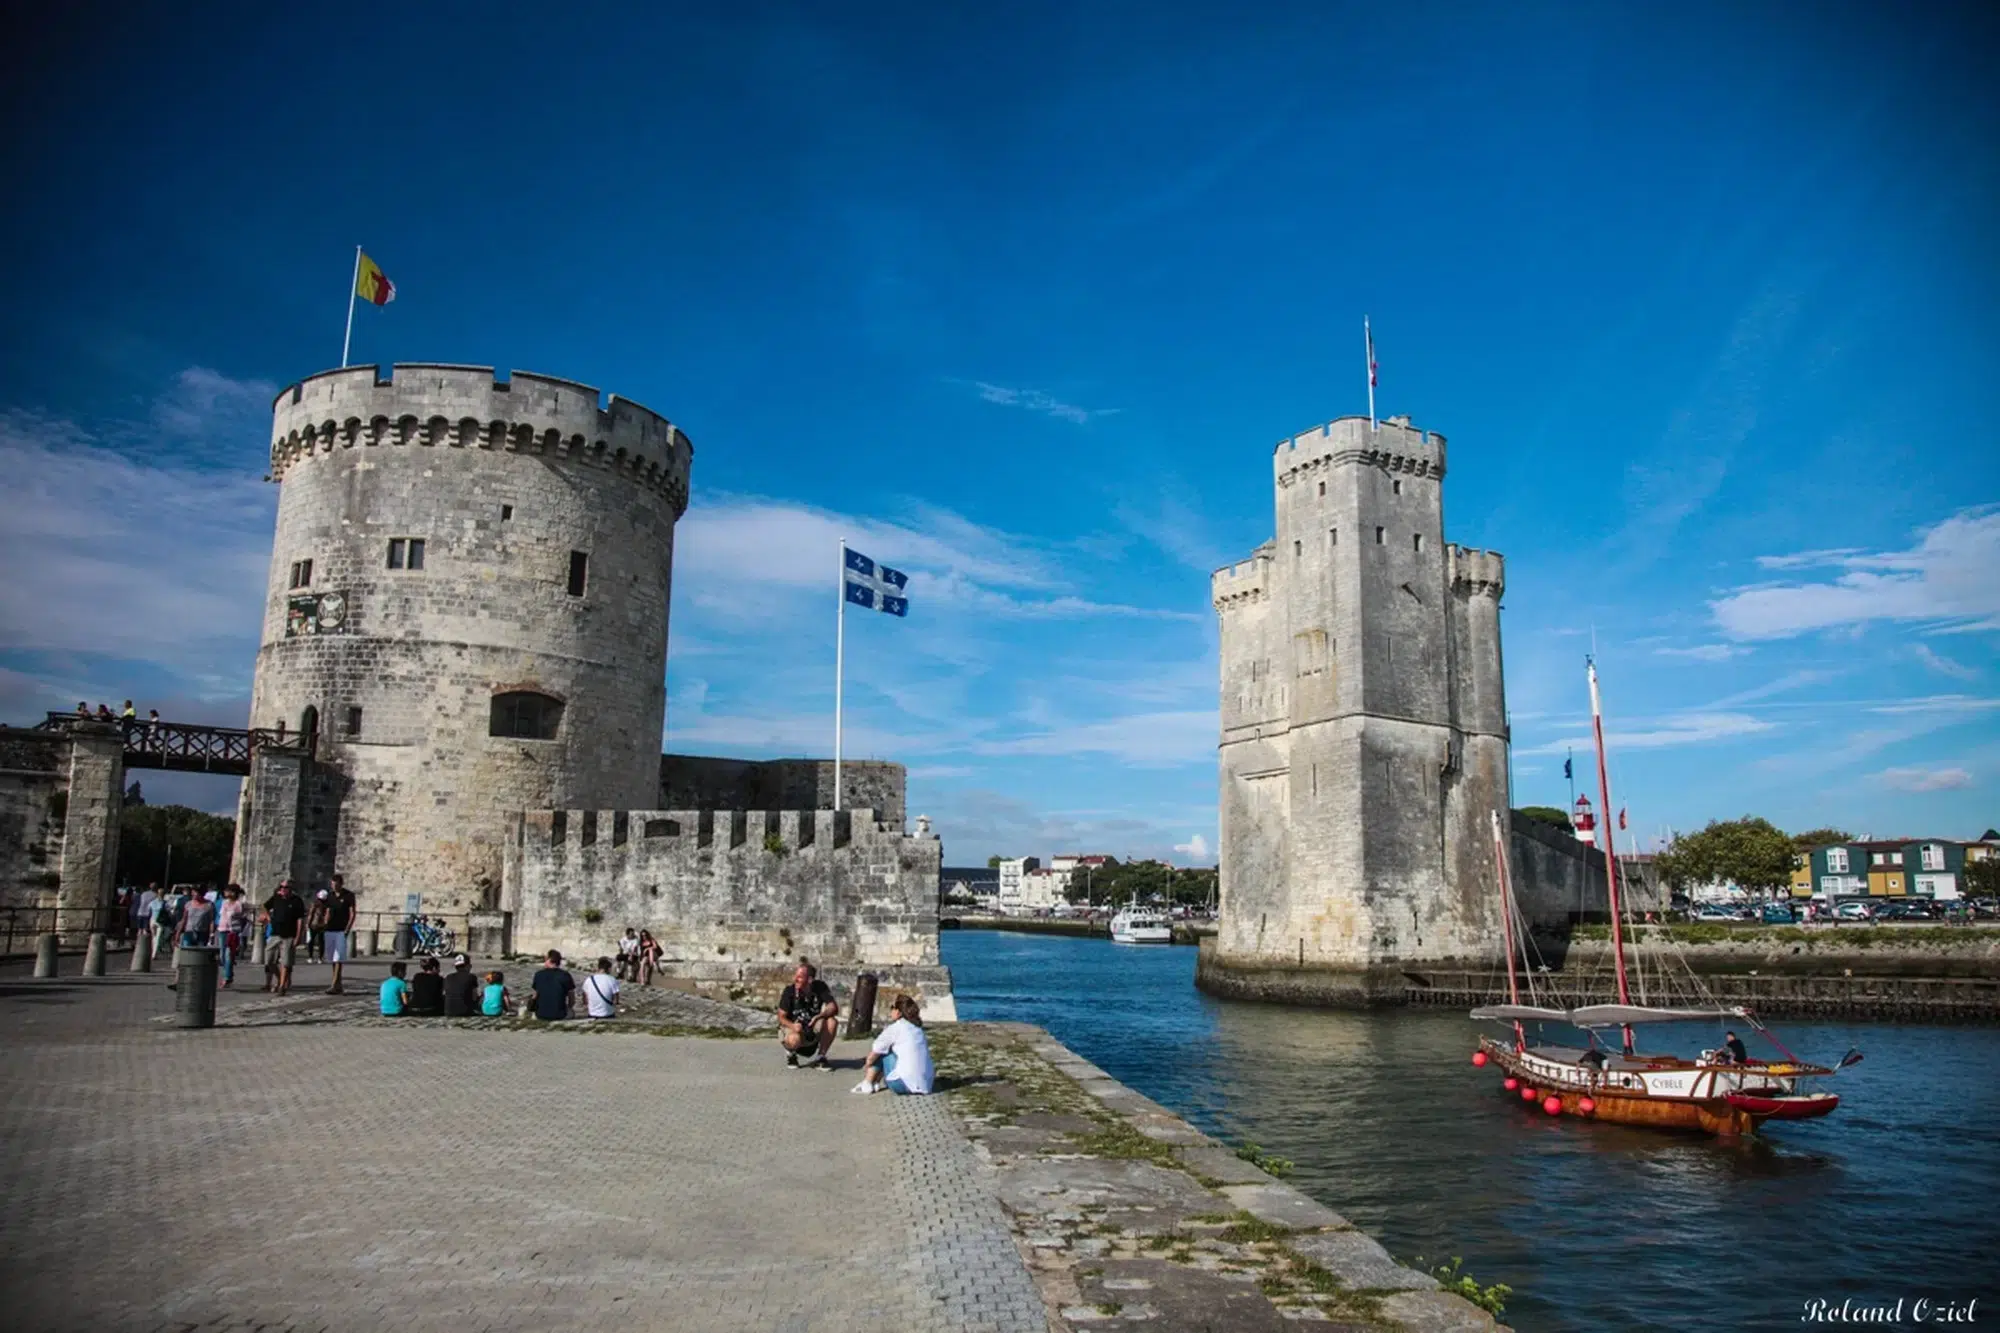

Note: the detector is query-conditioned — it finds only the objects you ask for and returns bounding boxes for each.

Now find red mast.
[1589,658,1635,1052]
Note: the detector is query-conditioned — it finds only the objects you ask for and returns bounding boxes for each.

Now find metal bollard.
[34,933,59,978]
[846,971,879,1038]
[131,932,153,972]
[253,932,268,966]
[84,932,107,977]
[366,929,383,957]
[174,947,219,1029]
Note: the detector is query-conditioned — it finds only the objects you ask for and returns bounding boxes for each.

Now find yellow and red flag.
[356,251,396,306]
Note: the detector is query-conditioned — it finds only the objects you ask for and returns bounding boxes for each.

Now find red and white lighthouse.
[1571,794,1597,844]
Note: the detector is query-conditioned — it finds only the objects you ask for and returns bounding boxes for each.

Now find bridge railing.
[37,711,311,771]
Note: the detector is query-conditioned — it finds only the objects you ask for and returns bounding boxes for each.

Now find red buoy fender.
[1543,1095,1563,1116]
[1503,1077,1518,1091]
[1520,1085,1538,1101]
[1472,1051,1488,1067]
[1578,1097,1597,1115]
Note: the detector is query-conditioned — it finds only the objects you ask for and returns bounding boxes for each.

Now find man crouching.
[777,958,838,1070]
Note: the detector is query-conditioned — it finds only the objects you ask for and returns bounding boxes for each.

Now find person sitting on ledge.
[852,994,935,1096]
[777,958,838,1070]
[380,961,410,1017]
[408,956,445,1016]
[443,954,479,1017]
[530,950,576,1021]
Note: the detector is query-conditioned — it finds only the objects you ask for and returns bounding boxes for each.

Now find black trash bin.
[393,921,415,959]
[174,946,218,1029]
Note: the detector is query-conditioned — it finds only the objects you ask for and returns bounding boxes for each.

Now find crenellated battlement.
[268,364,693,515]
[516,806,919,853]
[1447,544,1506,598]
[1211,544,1274,611]
[1273,414,1445,489]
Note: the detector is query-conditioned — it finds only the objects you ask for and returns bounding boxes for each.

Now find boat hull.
[1477,1037,1836,1137]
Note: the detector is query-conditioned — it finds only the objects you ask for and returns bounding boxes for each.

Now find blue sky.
[2,3,1996,860]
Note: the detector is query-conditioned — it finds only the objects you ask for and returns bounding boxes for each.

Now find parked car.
[1835,901,1875,921]
[1692,904,1741,923]
[1876,899,1939,922]
[1760,903,1797,924]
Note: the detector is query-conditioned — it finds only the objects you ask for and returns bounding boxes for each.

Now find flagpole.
[341,245,361,368]
[1364,315,1376,432]
[834,538,846,812]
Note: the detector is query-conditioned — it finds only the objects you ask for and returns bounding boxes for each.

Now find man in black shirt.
[530,950,576,1021]
[442,953,479,1017]
[322,874,358,995]
[776,959,838,1070]
[1722,1030,1750,1064]
[262,881,308,996]
[408,956,446,1016]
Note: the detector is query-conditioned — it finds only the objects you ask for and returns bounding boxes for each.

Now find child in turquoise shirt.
[480,970,509,1017]
[380,961,410,1016]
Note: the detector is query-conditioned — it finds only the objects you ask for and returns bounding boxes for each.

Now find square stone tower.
[1202,414,1509,1004]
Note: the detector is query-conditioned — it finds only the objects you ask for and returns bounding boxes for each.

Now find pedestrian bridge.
[36,712,309,778]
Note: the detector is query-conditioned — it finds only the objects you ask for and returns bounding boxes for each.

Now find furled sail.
[1568,1004,1747,1027]
[1469,1004,1574,1024]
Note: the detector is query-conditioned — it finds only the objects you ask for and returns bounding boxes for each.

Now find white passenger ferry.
[1109,907,1172,944]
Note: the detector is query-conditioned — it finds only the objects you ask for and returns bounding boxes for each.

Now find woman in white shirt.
[852,994,934,1095]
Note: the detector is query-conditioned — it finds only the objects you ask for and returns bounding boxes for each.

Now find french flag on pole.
[843,547,910,617]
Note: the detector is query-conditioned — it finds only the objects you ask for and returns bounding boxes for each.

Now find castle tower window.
[387,538,426,570]
[490,691,563,740]
[1393,479,1402,495]
[1413,533,1424,552]
[1375,526,1385,545]
[344,706,362,736]
[1293,540,1302,557]
[568,550,589,597]
[288,558,313,589]
[1317,480,1325,497]
[500,504,513,521]
[1330,527,1337,546]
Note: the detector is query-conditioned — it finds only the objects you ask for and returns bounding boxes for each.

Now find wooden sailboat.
[1470,659,1857,1136]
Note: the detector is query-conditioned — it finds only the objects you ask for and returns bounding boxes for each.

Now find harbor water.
[942,930,2000,1332]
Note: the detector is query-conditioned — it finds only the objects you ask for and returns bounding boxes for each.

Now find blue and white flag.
[843,547,910,617]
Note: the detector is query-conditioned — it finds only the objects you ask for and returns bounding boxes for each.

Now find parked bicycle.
[410,916,457,957]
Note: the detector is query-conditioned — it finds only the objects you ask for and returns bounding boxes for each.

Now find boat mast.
[1491,808,1526,1051]
[1490,809,1521,1006]
[1588,657,1635,1053]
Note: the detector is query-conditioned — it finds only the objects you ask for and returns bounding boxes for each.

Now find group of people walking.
[125,875,362,992]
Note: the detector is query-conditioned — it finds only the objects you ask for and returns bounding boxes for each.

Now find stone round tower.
[241,364,692,914]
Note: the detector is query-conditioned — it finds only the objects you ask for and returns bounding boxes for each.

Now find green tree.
[1789,826,1851,852]
[1516,805,1573,833]
[1654,817,1795,897]
[987,855,1002,869]
[1965,858,2000,899]
[118,804,236,887]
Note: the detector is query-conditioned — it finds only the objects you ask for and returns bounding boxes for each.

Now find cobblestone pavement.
[0,962,1049,1333]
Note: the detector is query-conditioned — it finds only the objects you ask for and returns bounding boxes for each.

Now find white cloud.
[1877,766,1974,793]
[675,494,1193,622]
[1868,695,2000,716]
[973,709,1217,766]
[1522,712,1775,756]
[967,381,1120,425]
[1911,643,1978,680]
[1655,643,1747,662]
[1712,507,2000,639]
[1173,833,1210,862]
[0,380,276,684]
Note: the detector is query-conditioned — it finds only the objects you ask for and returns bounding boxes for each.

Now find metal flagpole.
[1364,315,1376,432]
[834,538,846,812]
[341,245,362,368]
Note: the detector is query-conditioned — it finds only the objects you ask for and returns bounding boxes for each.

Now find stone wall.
[1510,810,1666,940]
[0,728,66,909]
[238,364,693,914]
[501,805,952,1013]
[659,755,905,830]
